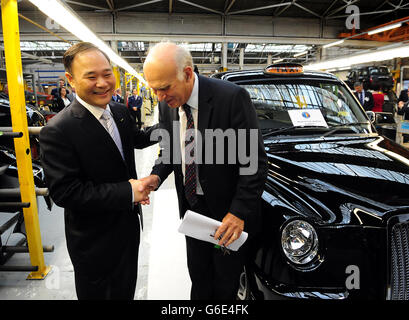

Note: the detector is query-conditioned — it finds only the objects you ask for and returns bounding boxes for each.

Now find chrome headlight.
[281,220,318,265]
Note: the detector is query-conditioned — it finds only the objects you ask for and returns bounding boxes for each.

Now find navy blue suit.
[128,95,143,127]
[151,75,267,299]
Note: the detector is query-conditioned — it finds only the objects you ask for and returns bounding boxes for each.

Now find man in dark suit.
[112,87,124,104]
[51,78,69,98]
[39,42,157,300]
[398,88,408,104]
[397,100,409,142]
[128,88,143,128]
[139,42,267,299]
[354,81,374,111]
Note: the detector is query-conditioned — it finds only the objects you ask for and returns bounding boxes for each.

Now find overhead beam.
[326,7,409,19]
[11,33,391,47]
[106,0,115,12]
[224,0,236,14]
[176,0,223,15]
[17,13,71,44]
[375,0,392,11]
[321,0,338,17]
[370,1,409,20]
[228,2,292,15]
[293,2,322,18]
[117,0,163,12]
[274,0,293,17]
[65,1,108,11]
[0,45,52,63]
[326,0,359,17]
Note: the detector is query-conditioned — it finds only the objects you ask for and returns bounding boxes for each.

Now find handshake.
[129,174,160,205]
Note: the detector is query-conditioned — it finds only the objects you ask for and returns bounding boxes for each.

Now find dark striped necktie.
[183,104,198,207]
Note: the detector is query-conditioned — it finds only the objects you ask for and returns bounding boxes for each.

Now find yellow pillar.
[137,73,141,94]
[1,0,50,279]
[113,66,121,90]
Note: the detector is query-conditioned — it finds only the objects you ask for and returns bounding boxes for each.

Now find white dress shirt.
[75,95,133,202]
[62,97,71,107]
[178,73,204,195]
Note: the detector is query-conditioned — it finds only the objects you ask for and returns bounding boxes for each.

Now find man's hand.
[398,101,405,109]
[136,175,160,205]
[138,175,160,192]
[129,179,151,204]
[214,213,244,248]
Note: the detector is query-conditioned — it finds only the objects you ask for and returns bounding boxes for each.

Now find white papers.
[288,109,328,127]
[178,210,248,251]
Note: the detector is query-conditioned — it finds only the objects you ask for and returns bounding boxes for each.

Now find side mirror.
[366,111,375,123]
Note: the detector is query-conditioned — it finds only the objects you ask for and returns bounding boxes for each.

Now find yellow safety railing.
[1,0,50,279]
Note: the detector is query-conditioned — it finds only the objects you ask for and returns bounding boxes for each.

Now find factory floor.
[0,105,191,300]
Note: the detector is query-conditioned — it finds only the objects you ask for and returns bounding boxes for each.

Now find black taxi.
[213,63,409,300]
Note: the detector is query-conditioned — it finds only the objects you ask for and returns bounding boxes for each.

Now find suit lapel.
[72,100,127,168]
[197,75,214,142]
[109,103,133,169]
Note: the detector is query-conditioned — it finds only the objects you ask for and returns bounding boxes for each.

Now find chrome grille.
[391,222,409,300]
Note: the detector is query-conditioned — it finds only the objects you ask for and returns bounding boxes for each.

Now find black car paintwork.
[254,134,409,299]
[214,68,409,300]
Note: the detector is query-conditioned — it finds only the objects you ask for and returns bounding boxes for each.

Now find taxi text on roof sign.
[264,63,304,75]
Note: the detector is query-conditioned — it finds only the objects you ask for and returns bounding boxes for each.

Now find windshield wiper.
[262,125,329,138]
[321,122,370,137]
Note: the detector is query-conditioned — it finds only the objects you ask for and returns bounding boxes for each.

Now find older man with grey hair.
[139,42,267,300]
[353,81,374,111]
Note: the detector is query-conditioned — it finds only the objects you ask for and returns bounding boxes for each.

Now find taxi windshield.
[241,79,370,136]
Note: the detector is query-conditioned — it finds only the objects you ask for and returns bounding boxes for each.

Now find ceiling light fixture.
[322,39,345,49]
[27,0,146,84]
[367,22,402,35]
[306,43,409,71]
[293,50,308,58]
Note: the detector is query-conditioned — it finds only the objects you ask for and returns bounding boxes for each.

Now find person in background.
[53,87,72,112]
[397,99,409,142]
[371,86,384,113]
[1,83,8,98]
[67,86,76,101]
[125,91,131,106]
[398,87,408,104]
[112,88,124,104]
[398,100,409,119]
[51,78,69,98]
[354,81,374,111]
[127,88,143,128]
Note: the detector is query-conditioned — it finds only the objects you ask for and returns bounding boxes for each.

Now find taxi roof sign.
[264,63,304,75]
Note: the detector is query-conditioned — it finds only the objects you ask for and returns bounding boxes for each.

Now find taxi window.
[241,80,368,133]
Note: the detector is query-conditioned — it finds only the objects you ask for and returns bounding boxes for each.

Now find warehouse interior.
[1,0,409,301]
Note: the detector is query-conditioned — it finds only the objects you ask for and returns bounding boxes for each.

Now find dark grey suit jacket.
[40,99,158,276]
[151,75,267,235]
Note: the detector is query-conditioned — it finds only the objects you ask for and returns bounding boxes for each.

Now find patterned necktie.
[183,104,198,207]
[101,109,124,160]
